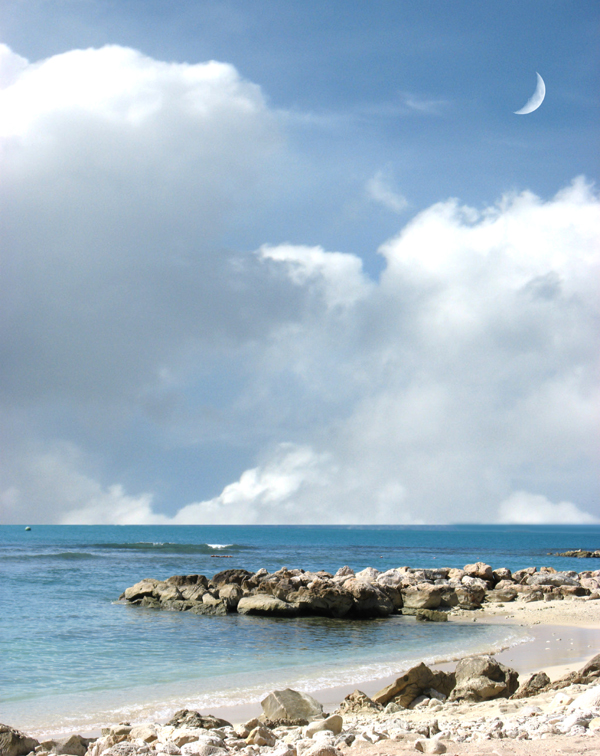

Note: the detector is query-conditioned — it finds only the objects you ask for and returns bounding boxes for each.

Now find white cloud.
[0,42,598,526]
[366,169,408,213]
[0,43,287,406]
[498,491,600,525]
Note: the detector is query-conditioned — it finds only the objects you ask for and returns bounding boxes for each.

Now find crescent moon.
[514,72,546,114]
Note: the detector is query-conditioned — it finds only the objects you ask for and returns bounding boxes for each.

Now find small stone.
[413,737,446,754]
[246,726,277,747]
[305,716,343,738]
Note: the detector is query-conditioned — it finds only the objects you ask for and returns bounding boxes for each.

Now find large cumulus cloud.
[0,44,598,525]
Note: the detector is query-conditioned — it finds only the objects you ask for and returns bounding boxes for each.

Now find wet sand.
[202,597,600,725]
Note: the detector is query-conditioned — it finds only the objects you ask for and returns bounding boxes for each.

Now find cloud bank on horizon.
[0,41,598,526]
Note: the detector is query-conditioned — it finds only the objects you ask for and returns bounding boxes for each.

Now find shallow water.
[1,524,598,735]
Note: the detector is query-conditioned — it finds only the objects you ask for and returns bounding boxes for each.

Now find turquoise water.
[1,524,598,735]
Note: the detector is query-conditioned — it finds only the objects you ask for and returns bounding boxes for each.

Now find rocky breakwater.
[119,563,600,620]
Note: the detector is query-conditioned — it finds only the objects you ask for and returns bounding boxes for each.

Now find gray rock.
[305,716,343,738]
[527,572,580,588]
[512,671,551,699]
[342,579,394,617]
[453,584,485,609]
[166,711,232,730]
[189,601,228,616]
[55,735,90,756]
[128,725,158,743]
[463,562,494,582]
[261,689,323,723]
[414,609,448,622]
[0,724,40,756]
[414,738,446,754]
[402,585,442,610]
[485,587,517,603]
[336,690,382,715]
[245,726,276,747]
[373,663,454,708]
[211,569,254,587]
[450,655,519,702]
[237,595,299,617]
[291,585,354,618]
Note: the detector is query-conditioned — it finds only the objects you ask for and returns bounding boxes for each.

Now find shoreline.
[201,601,600,728]
[22,597,600,741]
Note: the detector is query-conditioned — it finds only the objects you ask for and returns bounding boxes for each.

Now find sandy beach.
[198,596,600,727]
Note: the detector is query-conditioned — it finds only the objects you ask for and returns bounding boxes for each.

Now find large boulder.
[449,656,519,702]
[343,579,394,617]
[373,663,454,708]
[512,671,551,699]
[120,579,161,602]
[237,594,299,617]
[485,586,517,603]
[463,563,494,582]
[336,690,382,715]
[527,572,580,588]
[0,724,39,756]
[211,569,254,588]
[189,601,228,616]
[218,583,243,611]
[260,689,323,723]
[402,584,442,610]
[454,584,485,609]
[291,584,354,618]
[54,735,91,756]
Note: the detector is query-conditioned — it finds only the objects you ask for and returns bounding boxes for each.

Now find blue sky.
[0,1,598,524]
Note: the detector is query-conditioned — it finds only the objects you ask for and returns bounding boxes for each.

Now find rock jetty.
[118,563,600,620]
[4,654,600,756]
[554,549,600,559]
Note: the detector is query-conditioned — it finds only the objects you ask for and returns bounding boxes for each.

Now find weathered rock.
[414,738,447,754]
[189,602,228,616]
[237,594,299,617]
[485,586,517,603]
[463,562,494,582]
[128,725,158,743]
[246,726,277,747]
[336,690,382,714]
[55,735,90,756]
[166,711,232,729]
[343,579,394,617]
[306,715,343,738]
[492,567,512,582]
[180,745,226,756]
[512,670,551,698]
[414,609,448,622]
[166,574,209,588]
[261,689,323,723]
[373,664,454,709]
[301,745,338,756]
[402,584,442,610]
[527,571,580,588]
[512,567,537,583]
[355,567,380,582]
[179,585,208,602]
[449,655,519,702]
[211,569,254,588]
[121,579,161,602]
[217,584,243,611]
[0,724,40,756]
[292,585,354,618]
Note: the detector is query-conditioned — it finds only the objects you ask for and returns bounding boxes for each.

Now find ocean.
[1,524,599,737]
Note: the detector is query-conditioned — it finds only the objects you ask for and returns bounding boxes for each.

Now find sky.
[0,0,598,525]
